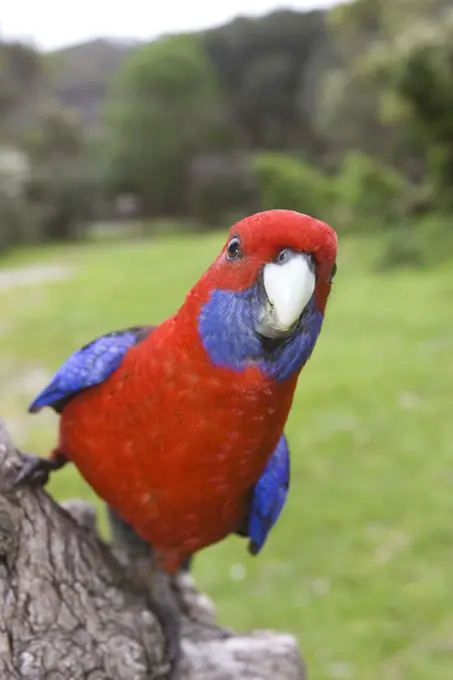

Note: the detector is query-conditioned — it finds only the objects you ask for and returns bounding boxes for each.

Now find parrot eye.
[276,248,292,264]
[226,235,242,261]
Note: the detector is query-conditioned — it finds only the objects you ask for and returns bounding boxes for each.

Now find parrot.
[14,208,338,676]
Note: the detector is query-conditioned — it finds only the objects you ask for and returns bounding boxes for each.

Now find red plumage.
[59,337,297,573]
[43,210,337,573]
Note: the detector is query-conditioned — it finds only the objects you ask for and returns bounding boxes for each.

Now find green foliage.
[0,232,452,680]
[25,168,95,242]
[379,214,453,269]
[102,34,226,215]
[203,10,328,151]
[187,153,259,227]
[251,152,335,222]
[0,192,38,254]
[2,2,453,257]
[0,42,100,248]
[0,146,40,252]
[322,0,453,212]
[23,106,84,162]
[334,152,407,228]
[389,12,453,207]
[21,105,99,241]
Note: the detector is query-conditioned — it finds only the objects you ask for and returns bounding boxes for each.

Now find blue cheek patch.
[198,287,323,382]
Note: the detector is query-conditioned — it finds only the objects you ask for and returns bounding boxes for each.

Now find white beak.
[259,253,315,337]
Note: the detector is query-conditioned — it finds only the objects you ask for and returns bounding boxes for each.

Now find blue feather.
[29,326,152,413]
[247,433,290,555]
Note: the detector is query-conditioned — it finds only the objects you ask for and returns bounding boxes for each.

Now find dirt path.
[0,264,75,291]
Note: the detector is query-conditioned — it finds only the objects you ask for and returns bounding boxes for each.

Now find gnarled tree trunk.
[0,419,305,680]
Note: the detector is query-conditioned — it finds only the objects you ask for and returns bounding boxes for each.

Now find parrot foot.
[144,593,181,679]
[13,450,68,489]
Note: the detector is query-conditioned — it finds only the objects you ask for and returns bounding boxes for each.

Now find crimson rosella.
[15,209,338,675]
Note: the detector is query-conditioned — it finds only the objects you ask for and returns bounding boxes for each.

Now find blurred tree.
[251,151,335,223]
[39,11,332,162]
[102,34,230,216]
[0,41,44,252]
[317,0,453,190]
[187,152,259,226]
[315,0,395,165]
[0,41,44,134]
[1,2,451,244]
[334,151,407,229]
[388,10,453,209]
[0,145,35,253]
[203,10,329,155]
[22,104,98,240]
[24,105,84,162]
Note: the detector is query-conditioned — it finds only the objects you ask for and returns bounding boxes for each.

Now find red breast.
[58,317,298,572]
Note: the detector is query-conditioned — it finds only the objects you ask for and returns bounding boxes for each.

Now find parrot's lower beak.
[257,252,315,340]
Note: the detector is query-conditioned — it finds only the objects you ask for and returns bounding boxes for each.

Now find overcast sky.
[1,0,340,51]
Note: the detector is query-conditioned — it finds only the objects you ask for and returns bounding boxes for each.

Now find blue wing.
[29,325,154,414]
[247,433,290,555]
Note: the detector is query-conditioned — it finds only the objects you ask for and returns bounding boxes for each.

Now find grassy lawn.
[0,229,452,680]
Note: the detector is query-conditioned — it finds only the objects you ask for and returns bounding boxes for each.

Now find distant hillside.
[47,38,139,129]
[46,10,330,132]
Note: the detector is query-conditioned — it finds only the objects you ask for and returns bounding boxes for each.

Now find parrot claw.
[145,594,181,679]
[13,451,67,489]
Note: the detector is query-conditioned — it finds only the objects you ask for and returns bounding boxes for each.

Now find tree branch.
[0,418,305,680]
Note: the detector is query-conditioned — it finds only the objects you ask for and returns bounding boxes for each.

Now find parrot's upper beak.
[257,251,315,339]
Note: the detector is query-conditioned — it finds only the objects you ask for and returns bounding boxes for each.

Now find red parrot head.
[186,210,338,381]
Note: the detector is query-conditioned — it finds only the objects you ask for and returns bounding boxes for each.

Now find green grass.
[1,231,453,680]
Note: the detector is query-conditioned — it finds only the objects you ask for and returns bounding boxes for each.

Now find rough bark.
[0,419,305,680]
